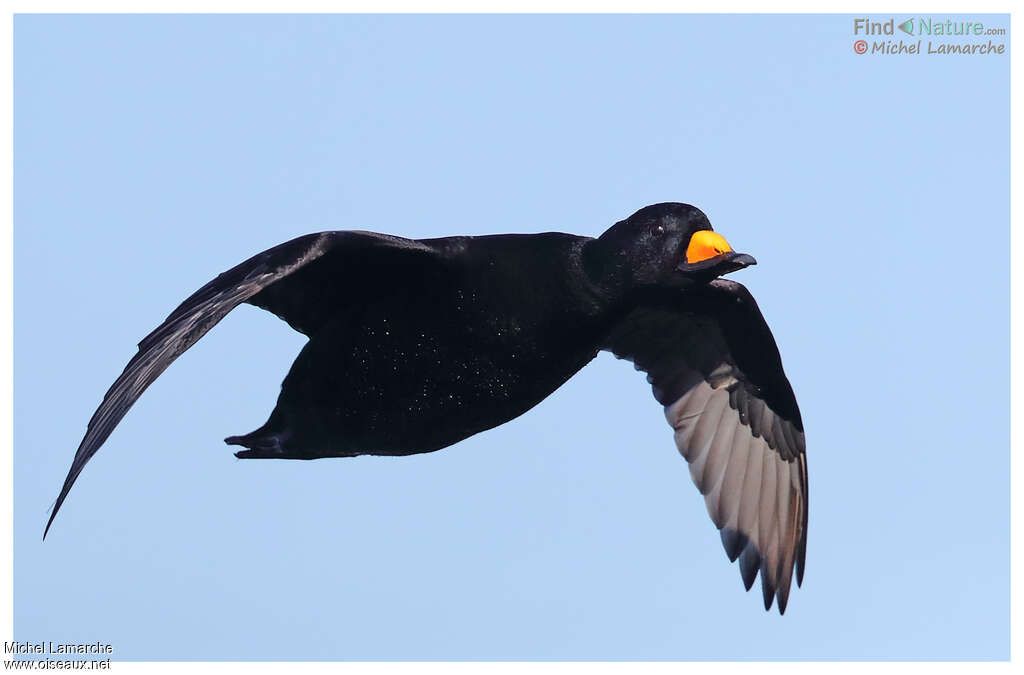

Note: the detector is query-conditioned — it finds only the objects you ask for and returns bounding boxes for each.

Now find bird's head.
[584,203,757,292]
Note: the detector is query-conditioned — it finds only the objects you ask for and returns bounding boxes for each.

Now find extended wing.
[603,279,807,614]
[45,230,437,538]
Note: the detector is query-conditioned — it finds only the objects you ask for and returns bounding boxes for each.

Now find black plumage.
[46,202,808,614]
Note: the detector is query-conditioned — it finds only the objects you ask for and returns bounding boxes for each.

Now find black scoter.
[45,202,808,614]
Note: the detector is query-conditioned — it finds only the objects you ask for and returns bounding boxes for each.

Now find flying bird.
[46,203,807,613]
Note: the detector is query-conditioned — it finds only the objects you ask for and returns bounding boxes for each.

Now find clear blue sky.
[14,14,1008,660]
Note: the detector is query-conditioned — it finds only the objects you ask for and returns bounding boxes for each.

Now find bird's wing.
[602,279,807,614]
[45,230,438,538]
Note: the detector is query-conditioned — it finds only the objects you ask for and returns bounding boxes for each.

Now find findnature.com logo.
[851,17,1007,56]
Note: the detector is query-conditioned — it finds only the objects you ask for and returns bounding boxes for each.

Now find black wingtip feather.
[738,545,760,591]
[43,456,89,540]
[760,561,775,612]
[720,528,747,562]
[43,509,57,541]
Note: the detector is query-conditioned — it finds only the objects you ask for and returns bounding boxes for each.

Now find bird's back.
[266,231,612,457]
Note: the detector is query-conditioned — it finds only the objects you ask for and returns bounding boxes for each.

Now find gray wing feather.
[602,281,807,614]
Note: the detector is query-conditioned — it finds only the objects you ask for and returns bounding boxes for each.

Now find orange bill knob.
[685,231,733,263]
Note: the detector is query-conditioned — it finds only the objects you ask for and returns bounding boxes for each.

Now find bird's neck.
[580,237,636,304]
